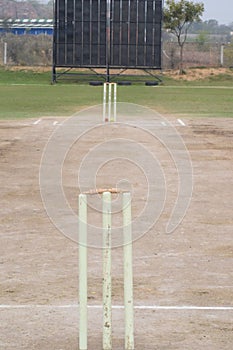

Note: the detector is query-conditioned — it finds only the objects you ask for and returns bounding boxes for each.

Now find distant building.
[0,19,53,35]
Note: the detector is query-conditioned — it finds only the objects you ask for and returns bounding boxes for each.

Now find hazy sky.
[38,0,232,25]
[190,0,232,24]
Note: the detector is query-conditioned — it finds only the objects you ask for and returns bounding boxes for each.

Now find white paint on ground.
[177,118,186,126]
[33,119,41,125]
[0,305,233,311]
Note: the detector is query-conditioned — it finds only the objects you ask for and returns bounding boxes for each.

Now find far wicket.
[103,82,117,123]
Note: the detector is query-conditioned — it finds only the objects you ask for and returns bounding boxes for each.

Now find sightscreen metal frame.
[52,0,163,82]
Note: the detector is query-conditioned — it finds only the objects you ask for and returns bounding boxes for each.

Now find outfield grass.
[0,68,50,85]
[0,68,233,119]
[0,85,103,119]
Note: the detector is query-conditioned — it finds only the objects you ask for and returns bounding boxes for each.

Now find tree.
[196,31,209,51]
[164,0,204,73]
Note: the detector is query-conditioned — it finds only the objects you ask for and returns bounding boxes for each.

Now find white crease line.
[161,121,167,126]
[130,123,164,127]
[134,306,233,310]
[0,305,233,311]
[177,118,186,126]
[33,119,41,125]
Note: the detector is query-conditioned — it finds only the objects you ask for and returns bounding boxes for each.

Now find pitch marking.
[0,305,233,311]
[33,119,41,125]
[177,119,186,126]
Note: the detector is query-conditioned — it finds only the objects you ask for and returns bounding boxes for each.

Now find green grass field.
[0,68,233,119]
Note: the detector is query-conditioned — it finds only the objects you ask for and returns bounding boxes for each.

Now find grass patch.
[0,67,233,119]
[0,67,50,85]
[119,86,233,117]
[0,85,102,119]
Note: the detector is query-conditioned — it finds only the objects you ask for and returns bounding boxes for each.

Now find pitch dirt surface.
[0,111,233,349]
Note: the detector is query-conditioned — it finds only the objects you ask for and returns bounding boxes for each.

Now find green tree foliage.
[190,20,231,35]
[195,31,209,51]
[164,0,204,73]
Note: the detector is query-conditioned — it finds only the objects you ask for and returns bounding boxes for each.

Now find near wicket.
[78,191,134,350]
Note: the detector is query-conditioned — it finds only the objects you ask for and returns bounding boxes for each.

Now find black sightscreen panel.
[54,0,162,69]
[54,0,107,67]
[110,0,162,67]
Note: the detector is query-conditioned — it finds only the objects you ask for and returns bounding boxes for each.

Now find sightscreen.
[53,0,162,69]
